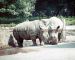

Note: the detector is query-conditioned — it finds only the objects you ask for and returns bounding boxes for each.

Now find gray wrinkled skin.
[41,17,65,45]
[10,20,49,47]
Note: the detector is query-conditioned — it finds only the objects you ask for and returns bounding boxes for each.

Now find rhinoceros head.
[48,25,60,45]
[39,21,49,44]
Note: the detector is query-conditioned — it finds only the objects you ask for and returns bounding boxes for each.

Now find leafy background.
[0,0,75,25]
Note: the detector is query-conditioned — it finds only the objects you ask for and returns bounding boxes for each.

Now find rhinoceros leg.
[17,40,23,47]
[17,37,23,47]
[58,33,62,42]
[32,39,37,46]
[31,36,37,46]
[39,37,42,45]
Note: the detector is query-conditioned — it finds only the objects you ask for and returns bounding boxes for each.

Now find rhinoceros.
[9,20,49,47]
[41,17,65,45]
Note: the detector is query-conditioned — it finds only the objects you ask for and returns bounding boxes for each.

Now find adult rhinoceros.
[9,20,49,47]
[41,17,65,45]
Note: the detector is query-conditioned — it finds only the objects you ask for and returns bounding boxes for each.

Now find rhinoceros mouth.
[45,39,58,45]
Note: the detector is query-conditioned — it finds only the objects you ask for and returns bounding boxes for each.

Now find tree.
[15,0,36,19]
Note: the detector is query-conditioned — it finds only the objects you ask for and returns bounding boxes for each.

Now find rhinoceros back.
[13,20,40,40]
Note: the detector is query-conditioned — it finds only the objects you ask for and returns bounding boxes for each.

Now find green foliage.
[0,8,6,13]
[0,8,19,16]
[6,9,19,15]
[0,0,75,24]
[0,0,36,21]
[0,23,16,27]
[65,16,75,25]
[0,17,21,24]
[7,4,16,10]
[15,0,36,19]
[0,0,5,2]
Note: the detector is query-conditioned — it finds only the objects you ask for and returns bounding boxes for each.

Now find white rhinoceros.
[9,20,49,47]
[41,17,65,45]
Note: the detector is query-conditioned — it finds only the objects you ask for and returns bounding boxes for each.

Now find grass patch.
[0,16,75,27]
[65,16,75,25]
[0,23,16,27]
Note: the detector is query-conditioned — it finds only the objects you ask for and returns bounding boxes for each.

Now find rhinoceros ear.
[57,26,60,29]
[39,21,45,29]
[39,21,48,31]
[55,26,60,32]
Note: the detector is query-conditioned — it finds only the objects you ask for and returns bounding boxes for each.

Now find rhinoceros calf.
[41,17,65,45]
[9,20,49,47]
